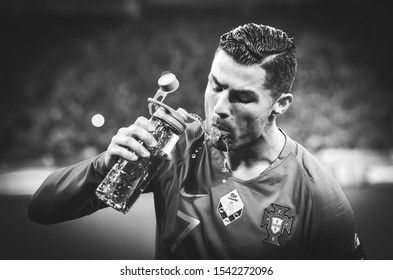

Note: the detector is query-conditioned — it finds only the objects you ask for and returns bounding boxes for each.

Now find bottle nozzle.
[148,72,180,115]
[158,72,179,93]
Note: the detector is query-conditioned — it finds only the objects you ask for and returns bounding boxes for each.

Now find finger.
[111,144,138,161]
[118,125,157,148]
[104,143,138,168]
[113,134,151,158]
[177,107,192,122]
[134,116,157,133]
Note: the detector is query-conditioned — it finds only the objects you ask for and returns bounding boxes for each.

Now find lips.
[210,122,233,143]
[211,118,231,132]
[212,124,230,132]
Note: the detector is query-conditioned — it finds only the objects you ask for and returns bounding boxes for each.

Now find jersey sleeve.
[28,152,109,224]
[307,184,366,259]
[300,150,366,259]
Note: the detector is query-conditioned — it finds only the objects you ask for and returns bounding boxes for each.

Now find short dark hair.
[218,23,297,99]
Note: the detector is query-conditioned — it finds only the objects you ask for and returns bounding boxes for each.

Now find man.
[29,23,365,259]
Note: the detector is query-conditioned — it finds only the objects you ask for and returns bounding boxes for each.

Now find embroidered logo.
[217,189,244,226]
[261,204,294,246]
[180,186,208,198]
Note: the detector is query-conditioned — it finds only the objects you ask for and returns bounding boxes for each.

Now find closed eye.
[211,84,223,93]
[229,90,258,104]
[209,74,225,93]
[208,74,259,103]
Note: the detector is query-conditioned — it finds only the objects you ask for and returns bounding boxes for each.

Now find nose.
[213,90,230,119]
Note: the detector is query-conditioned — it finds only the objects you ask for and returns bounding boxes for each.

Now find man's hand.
[104,108,190,169]
[104,116,158,169]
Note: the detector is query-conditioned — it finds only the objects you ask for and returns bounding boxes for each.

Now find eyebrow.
[210,74,259,100]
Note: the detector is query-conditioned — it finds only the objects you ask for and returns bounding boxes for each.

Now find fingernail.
[177,107,190,122]
[149,136,157,147]
[130,154,138,161]
[142,150,150,157]
[149,123,157,132]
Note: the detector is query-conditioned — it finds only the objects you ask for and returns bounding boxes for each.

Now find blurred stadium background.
[1,0,392,259]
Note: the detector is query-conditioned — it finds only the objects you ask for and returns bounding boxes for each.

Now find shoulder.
[289,139,358,257]
[295,143,339,190]
[293,141,352,212]
[279,134,341,196]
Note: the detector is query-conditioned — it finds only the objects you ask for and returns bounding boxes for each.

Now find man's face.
[204,50,275,151]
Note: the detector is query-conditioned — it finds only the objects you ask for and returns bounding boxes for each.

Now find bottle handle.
[147,98,179,117]
[148,72,179,115]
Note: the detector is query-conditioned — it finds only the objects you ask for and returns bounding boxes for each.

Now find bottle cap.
[158,73,179,93]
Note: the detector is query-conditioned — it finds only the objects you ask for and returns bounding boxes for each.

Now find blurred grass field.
[1,164,393,260]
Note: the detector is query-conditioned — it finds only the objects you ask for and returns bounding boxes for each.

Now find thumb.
[176,107,192,122]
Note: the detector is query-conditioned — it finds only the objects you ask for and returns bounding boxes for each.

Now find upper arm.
[306,175,366,259]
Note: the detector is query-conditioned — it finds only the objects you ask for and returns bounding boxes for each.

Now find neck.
[227,123,285,180]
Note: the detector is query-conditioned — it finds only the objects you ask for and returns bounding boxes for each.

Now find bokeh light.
[91,113,105,127]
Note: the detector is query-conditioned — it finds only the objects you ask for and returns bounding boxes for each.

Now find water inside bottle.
[96,112,231,214]
[96,119,171,214]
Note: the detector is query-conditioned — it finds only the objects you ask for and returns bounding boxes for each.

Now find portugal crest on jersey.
[261,204,294,246]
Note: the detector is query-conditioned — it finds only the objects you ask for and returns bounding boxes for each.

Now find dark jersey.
[150,123,363,259]
[29,122,365,259]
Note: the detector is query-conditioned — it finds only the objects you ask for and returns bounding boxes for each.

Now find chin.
[212,134,233,152]
[211,139,228,151]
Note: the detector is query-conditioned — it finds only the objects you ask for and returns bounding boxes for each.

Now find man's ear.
[271,93,293,116]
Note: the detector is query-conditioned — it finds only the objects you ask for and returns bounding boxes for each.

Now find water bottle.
[95,72,187,214]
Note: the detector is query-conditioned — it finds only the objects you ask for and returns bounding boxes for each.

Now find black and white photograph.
[1,0,392,272]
